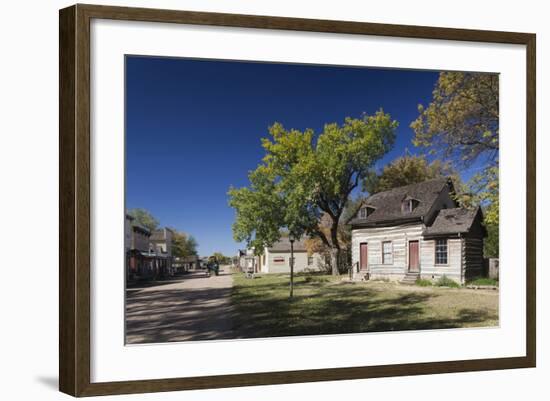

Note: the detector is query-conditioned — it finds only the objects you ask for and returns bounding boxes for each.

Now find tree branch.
[310,227,331,247]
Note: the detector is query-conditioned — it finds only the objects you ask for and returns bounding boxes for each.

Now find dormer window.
[359,205,375,219]
[402,197,419,213]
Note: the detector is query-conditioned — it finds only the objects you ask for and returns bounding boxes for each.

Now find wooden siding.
[463,237,485,281]
[352,224,465,283]
[420,238,462,283]
[352,223,424,280]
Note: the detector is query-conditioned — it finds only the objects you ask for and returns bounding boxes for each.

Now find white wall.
[262,250,323,273]
[0,1,547,401]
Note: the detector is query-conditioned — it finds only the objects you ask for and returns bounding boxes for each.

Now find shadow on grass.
[125,273,498,344]
[231,276,498,339]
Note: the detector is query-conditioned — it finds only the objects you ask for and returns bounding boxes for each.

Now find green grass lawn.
[467,277,499,287]
[231,273,499,339]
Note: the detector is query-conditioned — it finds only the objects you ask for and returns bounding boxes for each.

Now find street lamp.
[289,233,295,298]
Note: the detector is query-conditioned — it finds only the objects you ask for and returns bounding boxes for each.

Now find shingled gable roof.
[423,207,483,236]
[349,178,452,227]
[267,237,308,252]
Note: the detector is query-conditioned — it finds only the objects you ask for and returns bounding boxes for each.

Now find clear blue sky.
[126,56,452,256]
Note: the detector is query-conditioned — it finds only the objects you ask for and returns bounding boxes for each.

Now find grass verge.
[415,278,433,287]
[231,273,498,339]
[435,275,460,288]
[467,277,499,287]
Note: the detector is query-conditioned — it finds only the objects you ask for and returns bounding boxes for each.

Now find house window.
[273,257,285,264]
[382,241,393,264]
[307,256,314,266]
[435,239,448,265]
[359,206,375,219]
[402,199,417,213]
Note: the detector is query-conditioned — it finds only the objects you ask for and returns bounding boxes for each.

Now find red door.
[409,241,419,272]
[360,243,368,270]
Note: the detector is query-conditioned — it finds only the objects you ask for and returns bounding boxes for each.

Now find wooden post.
[290,237,294,298]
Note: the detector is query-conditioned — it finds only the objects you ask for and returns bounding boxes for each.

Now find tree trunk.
[329,220,341,276]
[330,247,340,276]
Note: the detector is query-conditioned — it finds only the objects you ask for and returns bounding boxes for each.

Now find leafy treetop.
[229,110,398,274]
[363,154,457,195]
[410,72,499,168]
[128,208,159,232]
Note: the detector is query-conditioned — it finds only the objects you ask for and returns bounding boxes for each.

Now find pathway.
[125,267,235,344]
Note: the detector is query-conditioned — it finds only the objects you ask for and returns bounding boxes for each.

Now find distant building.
[259,237,323,274]
[150,228,173,256]
[237,239,323,274]
[150,228,174,277]
[125,214,175,281]
[125,214,154,281]
[199,257,210,269]
[125,214,134,253]
[173,255,199,272]
[238,248,259,273]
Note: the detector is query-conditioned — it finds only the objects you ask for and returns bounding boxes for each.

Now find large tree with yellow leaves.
[411,72,499,257]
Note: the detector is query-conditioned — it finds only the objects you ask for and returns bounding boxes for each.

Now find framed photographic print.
[59,4,536,397]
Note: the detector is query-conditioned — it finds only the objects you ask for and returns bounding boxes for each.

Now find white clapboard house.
[349,178,487,285]
[258,237,324,274]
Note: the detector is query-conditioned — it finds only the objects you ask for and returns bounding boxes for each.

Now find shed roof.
[423,207,481,236]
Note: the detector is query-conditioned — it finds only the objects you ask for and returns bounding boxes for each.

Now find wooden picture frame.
[59,3,536,397]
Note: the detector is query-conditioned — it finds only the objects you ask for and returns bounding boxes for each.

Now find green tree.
[171,230,198,258]
[211,252,231,265]
[411,72,499,257]
[484,223,499,258]
[454,166,499,257]
[410,72,498,167]
[183,235,198,256]
[128,208,159,232]
[363,154,456,194]
[228,165,289,253]
[229,111,398,275]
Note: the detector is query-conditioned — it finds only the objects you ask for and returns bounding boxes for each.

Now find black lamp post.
[289,234,295,298]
